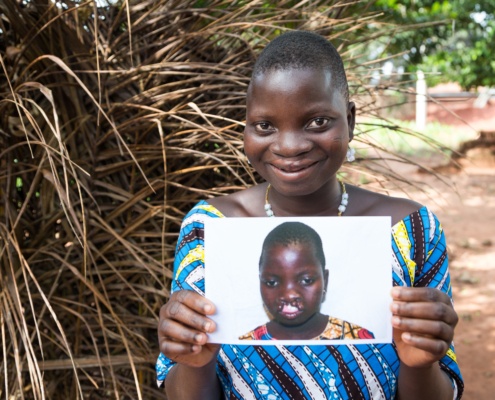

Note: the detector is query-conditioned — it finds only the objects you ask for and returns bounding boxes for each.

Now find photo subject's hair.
[252,30,349,101]
[259,221,326,268]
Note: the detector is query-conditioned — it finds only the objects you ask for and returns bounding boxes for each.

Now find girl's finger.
[159,318,209,346]
[160,300,216,333]
[159,338,203,359]
[391,287,450,304]
[391,301,458,326]
[173,290,216,315]
[392,316,454,342]
[399,332,450,357]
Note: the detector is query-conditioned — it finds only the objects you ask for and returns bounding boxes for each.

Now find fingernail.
[392,316,401,326]
[195,333,203,343]
[204,322,211,332]
[391,303,399,313]
[204,304,212,313]
[391,287,400,297]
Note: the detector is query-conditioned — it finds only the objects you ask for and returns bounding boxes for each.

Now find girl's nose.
[271,130,312,158]
[280,284,301,301]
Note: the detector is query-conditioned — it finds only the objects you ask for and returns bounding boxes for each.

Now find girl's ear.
[347,101,356,142]
[323,269,329,301]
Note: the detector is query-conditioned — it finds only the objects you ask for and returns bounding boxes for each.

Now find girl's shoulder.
[206,183,425,224]
[346,185,423,226]
[207,184,268,217]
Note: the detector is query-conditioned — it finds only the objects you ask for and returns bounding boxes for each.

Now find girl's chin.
[272,312,325,328]
[264,177,336,199]
[273,315,312,328]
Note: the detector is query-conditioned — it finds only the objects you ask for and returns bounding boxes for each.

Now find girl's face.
[259,242,328,328]
[244,67,355,198]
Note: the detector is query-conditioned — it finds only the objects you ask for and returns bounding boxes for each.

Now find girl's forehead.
[260,242,321,267]
[247,67,347,107]
[250,68,332,91]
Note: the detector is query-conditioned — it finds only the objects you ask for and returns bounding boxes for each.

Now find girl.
[239,221,374,341]
[156,30,463,399]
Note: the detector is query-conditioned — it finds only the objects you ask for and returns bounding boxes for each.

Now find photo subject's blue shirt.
[156,201,463,399]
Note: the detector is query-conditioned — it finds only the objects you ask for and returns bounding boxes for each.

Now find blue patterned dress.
[156,201,463,399]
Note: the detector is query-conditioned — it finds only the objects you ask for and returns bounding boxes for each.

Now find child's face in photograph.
[259,242,328,328]
[244,67,355,197]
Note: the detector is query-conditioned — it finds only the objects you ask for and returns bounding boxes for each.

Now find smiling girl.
[156,30,463,400]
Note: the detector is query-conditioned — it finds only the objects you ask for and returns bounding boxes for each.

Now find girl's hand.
[390,287,458,368]
[158,290,220,368]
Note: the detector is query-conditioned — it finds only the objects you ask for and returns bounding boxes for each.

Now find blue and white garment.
[156,201,464,399]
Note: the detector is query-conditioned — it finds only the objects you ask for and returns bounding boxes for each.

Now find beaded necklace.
[264,180,349,217]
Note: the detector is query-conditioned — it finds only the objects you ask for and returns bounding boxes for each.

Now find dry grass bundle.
[0,0,450,398]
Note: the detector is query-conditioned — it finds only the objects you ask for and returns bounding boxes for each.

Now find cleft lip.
[277,300,303,314]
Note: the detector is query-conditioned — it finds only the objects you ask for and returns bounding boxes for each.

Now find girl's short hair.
[260,221,326,268]
[252,30,349,102]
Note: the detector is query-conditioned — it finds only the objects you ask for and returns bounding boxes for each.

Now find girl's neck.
[267,313,328,340]
[267,180,346,217]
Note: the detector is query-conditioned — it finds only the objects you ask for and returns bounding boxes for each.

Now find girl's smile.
[244,67,355,200]
[268,160,319,182]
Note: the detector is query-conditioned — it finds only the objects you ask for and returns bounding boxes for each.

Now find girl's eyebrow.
[247,104,340,120]
[295,266,321,273]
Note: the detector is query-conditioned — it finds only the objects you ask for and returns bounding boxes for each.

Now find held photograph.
[205,216,392,345]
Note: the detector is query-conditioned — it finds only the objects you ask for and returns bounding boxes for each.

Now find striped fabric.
[156,201,463,399]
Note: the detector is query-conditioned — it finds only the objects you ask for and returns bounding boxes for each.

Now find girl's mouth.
[273,161,317,174]
[268,161,320,183]
[278,303,303,319]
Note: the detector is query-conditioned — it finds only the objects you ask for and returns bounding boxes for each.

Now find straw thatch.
[0,0,450,398]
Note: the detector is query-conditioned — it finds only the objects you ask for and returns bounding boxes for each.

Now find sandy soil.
[381,91,495,398]
[412,167,495,400]
[423,95,495,399]
[365,156,494,399]
[444,170,495,400]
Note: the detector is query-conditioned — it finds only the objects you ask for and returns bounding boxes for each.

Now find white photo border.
[205,216,392,345]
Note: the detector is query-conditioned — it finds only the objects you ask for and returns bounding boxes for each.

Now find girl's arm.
[391,286,458,400]
[165,357,222,400]
[158,290,222,399]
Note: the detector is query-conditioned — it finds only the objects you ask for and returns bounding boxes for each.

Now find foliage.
[370,0,495,89]
[359,119,477,156]
[0,0,453,398]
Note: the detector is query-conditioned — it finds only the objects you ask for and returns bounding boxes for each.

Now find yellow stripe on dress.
[445,348,457,363]
[194,204,224,218]
[392,221,417,284]
[175,244,204,279]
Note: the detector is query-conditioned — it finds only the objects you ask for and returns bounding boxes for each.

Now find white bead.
[341,199,348,206]
[266,210,274,217]
[264,204,272,211]
[342,193,349,200]
[338,205,346,213]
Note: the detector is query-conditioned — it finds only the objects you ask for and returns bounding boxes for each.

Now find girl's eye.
[262,279,278,287]
[300,277,315,286]
[307,117,329,129]
[254,122,274,132]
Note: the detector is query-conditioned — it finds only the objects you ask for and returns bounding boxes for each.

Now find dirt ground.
[384,94,495,399]
[408,167,495,400]
[445,170,495,400]
[426,96,495,400]
[368,156,494,399]
[372,93,495,400]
